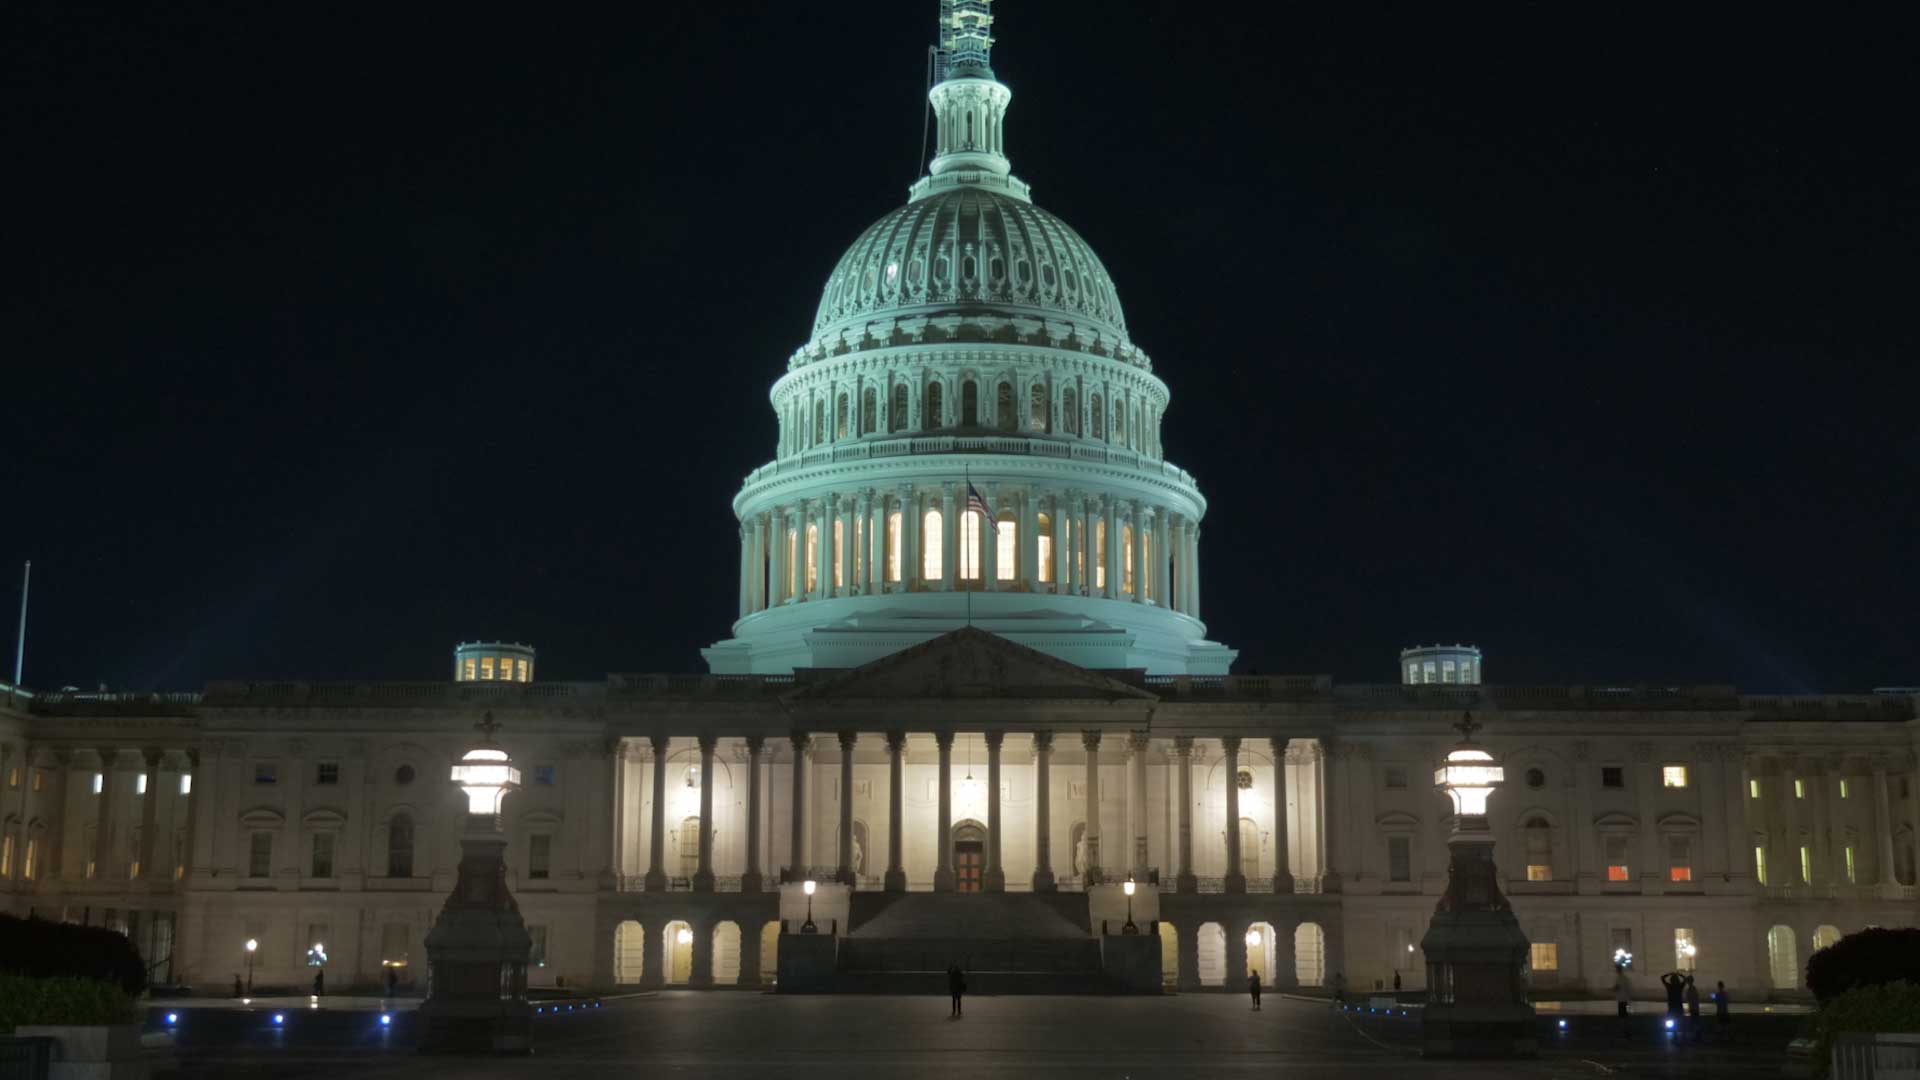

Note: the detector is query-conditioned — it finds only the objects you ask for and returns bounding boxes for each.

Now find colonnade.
[736,485,1200,619]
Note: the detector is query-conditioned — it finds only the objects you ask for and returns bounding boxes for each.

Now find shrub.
[1809,980,1920,1080]
[0,915,146,996]
[0,974,136,1032]
[1806,928,1920,1004]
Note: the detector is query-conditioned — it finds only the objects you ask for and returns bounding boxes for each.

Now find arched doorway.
[1813,924,1842,954]
[952,821,986,893]
[665,921,694,985]
[759,922,780,981]
[1246,922,1277,985]
[712,922,741,984]
[1158,921,1179,987]
[1295,922,1326,987]
[614,920,645,984]
[1197,922,1226,986]
[1766,925,1798,990]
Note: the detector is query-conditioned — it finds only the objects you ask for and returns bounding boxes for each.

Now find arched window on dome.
[996,382,1015,432]
[832,519,844,590]
[890,384,908,433]
[1029,384,1050,433]
[958,510,983,583]
[814,400,827,447]
[861,389,877,436]
[1142,526,1152,596]
[961,381,979,427]
[804,524,819,595]
[886,510,903,582]
[835,394,850,440]
[1137,402,1148,452]
[1090,394,1105,440]
[922,509,944,582]
[787,525,799,600]
[925,383,944,432]
[996,512,1017,582]
[1094,519,1107,591]
[1036,513,1054,584]
[1121,523,1136,596]
[1114,400,1128,447]
[1063,388,1080,436]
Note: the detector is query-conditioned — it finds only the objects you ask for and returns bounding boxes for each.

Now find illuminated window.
[832,520,844,588]
[1611,928,1634,968]
[1442,660,1456,684]
[249,833,273,878]
[787,528,799,597]
[1407,663,1419,682]
[1750,778,1761,799]
[515,658,529,682]
[1037,513,1054,583]
[1799,845,1812,884]
[31,770,42,792]
[0,834,12,878]
[463,657,476,680]
[22,837,36,880]
[886,511,903,582]
[1674,928,1696,972]
[529,835,552,880]
[1424,661,1437,682]
[1663,765,1689,788]
[1839,779,1850,799]
[481,656,496,680]
[1794,779,1806,799]
[1845,844,1857,883]
[996,515,1017,581]
[91,773,103,795]
[1093,519,1105,589]
[1530,942,1558,971]
[805,524,818,593]
[1605,836,1631,881]
[136,773,147,795]
[1668,836,1693,882]
[1528,864,1553,882]
[1524,818,1553,881]
[1121,524,1135,594]
[958,511,982,581]
[1755,845,1768,884]
[922,509,944,581]
[179,774,192,796]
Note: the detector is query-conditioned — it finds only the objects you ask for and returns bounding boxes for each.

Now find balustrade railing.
[746,435,1200,490]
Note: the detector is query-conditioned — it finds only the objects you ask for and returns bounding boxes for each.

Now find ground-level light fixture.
[1246,928,1262,948]
[1121,877,1139,934]
[802,879,818,934]
[675,927,693,946]
[244,938,258,994]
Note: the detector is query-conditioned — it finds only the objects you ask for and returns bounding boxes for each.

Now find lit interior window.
[1092,520,1104,589]
[805,524,819,592]
[1749,778,1761,799]
[1674,929,1697,972]
[1120,524,1135,594]
[1844,845,1857,883]
[1530,943,1558,971]
[481,656,496,680]
[886,511,903,582]
[179,774,192,796]
[958,511,982,581]
[136,773,148,795]
[1839,779,1850,799]
[1799,845,1812,883]
[1442,660,1456,684]
[832,520,844,588]
[922,509,944,581]
[1526,864,1552,882]
[1037,514,1054,583]
[462,657,476,680]
[996,518,1017,581]
[1424,661,1437,682]
[92,773,103,795]
[516,658,529,683]
[1794,779,1806,799]
[1663,765,1689,788]
[1754,846,1768,884]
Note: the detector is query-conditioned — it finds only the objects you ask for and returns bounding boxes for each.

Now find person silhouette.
[313,969,325,997]
[1659,970,1685,1017]
[947,963,965,1018]
[1248,970,1262,1011]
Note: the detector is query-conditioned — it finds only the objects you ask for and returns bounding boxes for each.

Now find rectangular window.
[1037,516,1054,583]
[1388,837,1411,882]
[1393,927,1416,971]
[91,773,103,795]
[1675,928,1697,972]
[1800,844,1812,884]
[1794,778,1806,799]
[4,767,15,789]
[1668,836,1693,882]
[254,763,277,785]
[529,835,552,880]
[462,657,476,679]
[1663,765,1689,788]
[31,769,44,792]
[1383,766,1408,789]
[179,774,192,796]
[1750,778,1761,799]
[1611,928,1634,969]
[516,658,529,682]
[533,765,556,786]
[1527,864,1553,882]
[380,923,410,967]
[996,519,1017,582]
[1840,779,1851,799]
[310,833,334,879]
[481,656,497,680]
[832,520,844,588]
[316,763,339,786]
[1755,845,1768,885]
[306,924,329,966]
[0,834,12,878]
[1530,942,1559,971]
[1424,660,1437,682]
[529,925,549,968]
[248,833,273,878]
[886,511,903,582]
[136,773,147,795]
[1605,836,1631,881]
[1601,767,1624,788]
[1441,659,1456,683]
[23,837,37,880]
[1845,845,1857,884]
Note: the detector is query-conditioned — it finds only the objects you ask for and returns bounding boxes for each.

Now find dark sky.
[6,3,1915,693]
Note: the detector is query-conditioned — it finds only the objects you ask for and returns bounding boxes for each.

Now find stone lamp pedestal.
[420,814,534,1054]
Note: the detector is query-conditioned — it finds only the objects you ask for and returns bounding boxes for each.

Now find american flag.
[965,482,991,517]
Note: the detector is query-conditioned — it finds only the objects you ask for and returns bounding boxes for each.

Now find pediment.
[789,626,1156,702]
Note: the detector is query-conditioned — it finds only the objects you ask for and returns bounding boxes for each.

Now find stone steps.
[847,892,1091,940]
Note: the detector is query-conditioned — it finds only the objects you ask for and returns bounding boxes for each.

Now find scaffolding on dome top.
[935,0,996,82]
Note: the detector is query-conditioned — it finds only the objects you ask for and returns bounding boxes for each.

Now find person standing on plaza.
[313,968,325,998]
[1248,970,1262,1011]
[1659,970,1685,1018]
[1713,981,1731,1027]
[1684,975,1702,1041]
[1331,970,1346,1005]
[947,962,966,1018]
[1613,965,1632,1026]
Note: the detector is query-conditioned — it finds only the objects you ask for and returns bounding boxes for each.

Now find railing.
[743,436,1200,490]
[1145,675,1329,700]
[1332,684,1748,711]
[1746,695,1915,722]
[1832,1033,1920,1080]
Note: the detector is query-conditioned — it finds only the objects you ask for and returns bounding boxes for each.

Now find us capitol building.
[2,2,1914,999]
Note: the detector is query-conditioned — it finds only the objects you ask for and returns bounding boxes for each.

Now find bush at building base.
[1809,980,1920,1080]
[1806,928,1920,1004]
[0,915,146,997]
[0,974,136,1032]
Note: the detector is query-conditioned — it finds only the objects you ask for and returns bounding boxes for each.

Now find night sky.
[6,4,1914,693]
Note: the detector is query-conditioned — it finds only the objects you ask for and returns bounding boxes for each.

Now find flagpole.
[964,468,972,628]
[12,561,28,686]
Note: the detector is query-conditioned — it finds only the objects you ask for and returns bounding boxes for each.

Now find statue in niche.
[1070,821,1087,876]
[851,821,868,878]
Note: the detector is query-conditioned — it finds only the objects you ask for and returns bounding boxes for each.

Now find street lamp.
[1121,877,1139,934]
[801,879,818,934]
[244,938,257,994]
[420,712,534,1054]
[1420,713,1535,1058]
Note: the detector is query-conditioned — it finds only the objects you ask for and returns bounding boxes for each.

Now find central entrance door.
[952,822,986,893]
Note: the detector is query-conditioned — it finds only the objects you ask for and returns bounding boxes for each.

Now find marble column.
[1318,738,1342,893]
[1270,736,1295,893]
[94,748,123,881]
[737,524,752,619]
[814,498,833,602]
[1808,755,1834,886]
[885,732,907,892]
[985,732,1005,891]
[934,732,955,892]
[1082,731,1102,885]
[601,738,624,889]
[788,734,810,880]
[1191,525,1202,619]
[1103,499,1121,599]
[138,749,163,882]
[865,490,883,594]
[751,514,769,612]
[901,487,920,591]
[1032,732,1056,892]
[645,736,669,891]
[1873,759,1900,889]
[742,736,765,893]
[1223,737,1245,894]
[1907,754,1920,887]
[982,486,999,591]
[1131,504,1149,603]
[1018,488,1038,590]
[1128,732,1150,878]
[838,495,855,596]
[940,486,958,591]
[1174,737,1197,892]
[1052,494,1071,593]
[693,735,716,892]
[737,923,762,988]
[1722,747,1754,885]
[1084,497,1100,597]
[836,732,857,885]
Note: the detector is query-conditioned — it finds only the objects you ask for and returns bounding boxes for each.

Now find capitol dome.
[705,0,1235,678]
[811,188,1129,353]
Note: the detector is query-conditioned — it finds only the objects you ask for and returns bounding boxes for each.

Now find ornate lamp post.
[244,938,257,995]
[420,713,534,1054]
[801,879,818,934]
[1420,714,1535,1058]
[1121,877,1139,934]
